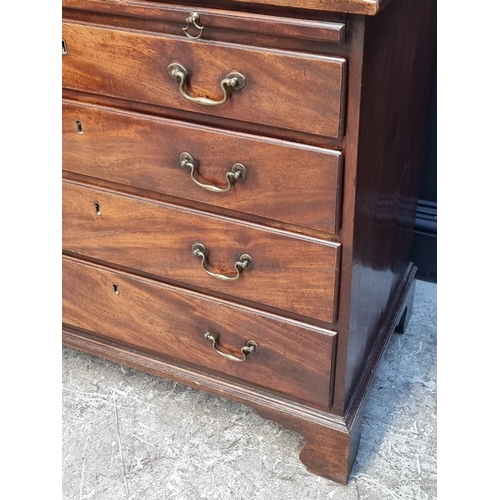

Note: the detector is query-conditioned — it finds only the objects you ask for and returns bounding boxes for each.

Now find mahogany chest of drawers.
[62,0,435,484]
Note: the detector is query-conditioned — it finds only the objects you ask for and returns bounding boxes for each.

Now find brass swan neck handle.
[168,63,246,107]
[179,152,247,193]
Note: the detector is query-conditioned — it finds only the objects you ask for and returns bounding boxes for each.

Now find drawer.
[63,256,336,408]
[62,180,341,323]
[63,101,343,234]
[62,22,346,138]
[63,0,346,44]
[62,258,336,408]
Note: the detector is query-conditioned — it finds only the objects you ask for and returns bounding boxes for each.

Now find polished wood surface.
[62,180,341,323]
[63,325,352,481]
[61,0,434,484]
[63,100,343,234]
[63,256,336,408]
[62,22,346,138]
[62,88,345,150]
[62,8,347,60]
[221,0,393,15]
[62,262,414,484]
[132,0,393,16]
[331,0,436,413]
[62,0,346,43]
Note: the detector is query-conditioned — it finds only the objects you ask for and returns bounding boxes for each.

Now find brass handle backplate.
[192,243,253,281]
[204,332,258,362]
[180,152,247,193]
[167,63,246,107]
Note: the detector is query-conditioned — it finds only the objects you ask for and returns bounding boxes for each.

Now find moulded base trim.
[62,262,417,484]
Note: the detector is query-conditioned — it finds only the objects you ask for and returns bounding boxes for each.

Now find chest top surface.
[63,0,393,15]
[204,0,391,14]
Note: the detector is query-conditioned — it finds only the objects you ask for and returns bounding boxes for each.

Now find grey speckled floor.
[62,279,436,500]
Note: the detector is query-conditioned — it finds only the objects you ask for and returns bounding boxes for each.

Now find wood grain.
[62,22,346,138]
[63,255,336,408]
[334,0,436,412]
[62,180,341,323]
[62,8,347,59]
[218,0,391,15]
[63,100,343,234]
[62,88,345,150]
[62,0,346,43]
[62,260,416,483]
[63,324,353,482]
[61,0,434,484]
[124,0,391,16]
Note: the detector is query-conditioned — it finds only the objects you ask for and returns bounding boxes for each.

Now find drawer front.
[62,181,341,323]
[63,101,343,234]
[63,0,346,44]
[63,256,336,408]
[62,22,346,138]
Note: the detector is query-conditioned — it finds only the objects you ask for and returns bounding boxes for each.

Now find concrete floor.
[62,279,436,500]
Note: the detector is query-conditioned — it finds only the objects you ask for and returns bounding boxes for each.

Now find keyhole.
[112,283,120,295]
[94,201,101,216]
[75,120,83,134]
[62,39,67,55]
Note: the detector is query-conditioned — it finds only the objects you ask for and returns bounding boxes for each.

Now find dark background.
[410,66,437,283]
